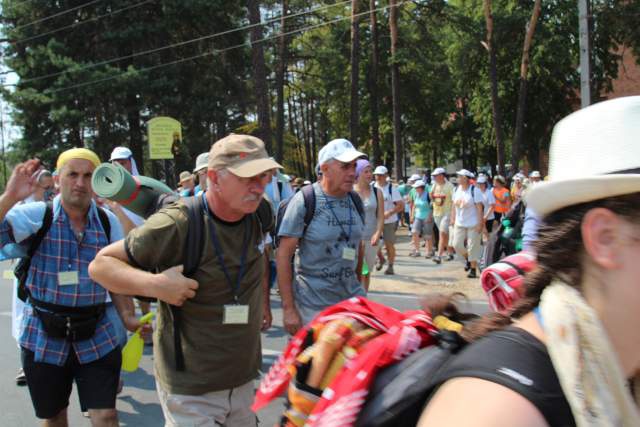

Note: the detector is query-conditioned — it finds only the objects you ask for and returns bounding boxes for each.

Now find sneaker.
[375,258,385,271]
[409,250,421,257]
[446,254,455,261]
[425,251,434,259]
[464,260,471,272]
[384,265,395,275]
[82,412,90,418]
[432,256,442,264]
[15,368,26,386]
[467,268,477,278]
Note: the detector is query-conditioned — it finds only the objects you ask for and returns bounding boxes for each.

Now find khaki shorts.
[433,214,450,232]
[157,379,257,427]
[382,222,397,244]
[452,225,482,262]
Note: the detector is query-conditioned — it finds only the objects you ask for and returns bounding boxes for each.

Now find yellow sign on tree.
[148,116,182,160]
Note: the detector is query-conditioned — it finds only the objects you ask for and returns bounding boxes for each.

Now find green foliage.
[0,0,635,178]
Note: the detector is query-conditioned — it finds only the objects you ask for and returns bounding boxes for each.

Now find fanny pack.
[30,298,106,342]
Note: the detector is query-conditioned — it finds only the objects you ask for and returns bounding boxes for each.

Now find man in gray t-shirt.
[277,138,366,334]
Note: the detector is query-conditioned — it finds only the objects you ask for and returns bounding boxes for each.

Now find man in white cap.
[429,167,455,263]
[451,169,484,278]
[109,147,149,320]
[90,134,281,427]
[373,165,404,275]
[277,138,366,334]
[193,152,209,195]
[529,170,542,184]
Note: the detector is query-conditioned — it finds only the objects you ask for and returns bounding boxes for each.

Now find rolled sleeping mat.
[92,163,175,218]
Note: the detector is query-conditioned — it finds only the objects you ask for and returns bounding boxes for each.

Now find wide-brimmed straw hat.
[526,96,640,216]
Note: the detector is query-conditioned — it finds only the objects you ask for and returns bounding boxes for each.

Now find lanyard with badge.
[202,194,252,325]
[320,188,356,261]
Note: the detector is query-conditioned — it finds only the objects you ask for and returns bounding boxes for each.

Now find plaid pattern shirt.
[0,196,124,366]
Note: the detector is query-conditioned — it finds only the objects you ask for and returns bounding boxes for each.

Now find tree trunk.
[512,0,542,175]
[389,0,403,180]
[460,98,470,169]
[368,0,381,165]
[300,97,313,179]
[349,0,361,146]
[309,100,318,169]
[287,96,302,175]
[483,0,506,175]
[275,0,289,163]
[126,92,144,174]
[248,0,273,153]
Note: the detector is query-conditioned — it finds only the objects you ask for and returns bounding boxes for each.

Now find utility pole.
[578,0,591,108]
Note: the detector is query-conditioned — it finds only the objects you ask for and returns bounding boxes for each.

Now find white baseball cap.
[109,146,133,161]
[373,165,389,175]
[431,167,446,176]
[456,169,475,178]
[529,170,541,178]
[409,173,421,181]
[476,175,488,184]
[412,179,426,188]
[317,138,365,165]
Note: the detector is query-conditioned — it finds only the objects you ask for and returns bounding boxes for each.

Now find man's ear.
[581,208,623,270]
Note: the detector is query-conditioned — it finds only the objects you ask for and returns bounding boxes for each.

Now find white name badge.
[58,271,79,286]
[223,305,249,324]
[342,247,356,261]
[3,270,15,279]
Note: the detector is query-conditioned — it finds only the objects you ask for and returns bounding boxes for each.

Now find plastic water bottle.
[362,260,369,276]
[502,219,514,240]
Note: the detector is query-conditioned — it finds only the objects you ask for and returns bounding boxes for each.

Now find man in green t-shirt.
[90,134,281,427]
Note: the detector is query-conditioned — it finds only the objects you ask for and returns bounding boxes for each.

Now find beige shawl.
[539,282,640,427]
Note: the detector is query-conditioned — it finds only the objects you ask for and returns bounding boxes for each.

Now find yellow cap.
[56,148,101,171]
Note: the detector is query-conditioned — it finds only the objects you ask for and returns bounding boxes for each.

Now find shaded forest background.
[0,0,638,183]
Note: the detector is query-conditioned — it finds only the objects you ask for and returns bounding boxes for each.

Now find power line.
[6,0,352,86]
[45,1,409,95]
[10,0,155,45]
[12,0,104,32]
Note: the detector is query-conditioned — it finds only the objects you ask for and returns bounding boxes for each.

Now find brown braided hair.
[460,192,640,343]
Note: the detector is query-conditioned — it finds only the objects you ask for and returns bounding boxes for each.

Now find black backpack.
[15,202,111,302]
[355,330,467,427]
[272,184,365,248]
[169,195,271,371]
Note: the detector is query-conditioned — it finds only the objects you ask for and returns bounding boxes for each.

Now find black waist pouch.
[32,301,106,342]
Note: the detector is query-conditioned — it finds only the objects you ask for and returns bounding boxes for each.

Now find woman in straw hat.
[418,96,640,427]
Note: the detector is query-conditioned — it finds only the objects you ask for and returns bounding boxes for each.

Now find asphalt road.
[0,260,488,426]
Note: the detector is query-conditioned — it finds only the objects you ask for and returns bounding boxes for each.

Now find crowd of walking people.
[1,95,639,426]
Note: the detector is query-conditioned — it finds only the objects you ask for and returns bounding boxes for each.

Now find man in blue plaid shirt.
[0,149,134,427]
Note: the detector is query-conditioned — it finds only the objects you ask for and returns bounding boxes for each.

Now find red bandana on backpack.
[252,297,437,426]
[480,251,536,312]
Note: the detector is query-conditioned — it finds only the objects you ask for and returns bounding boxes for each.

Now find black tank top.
[434,326,576,427]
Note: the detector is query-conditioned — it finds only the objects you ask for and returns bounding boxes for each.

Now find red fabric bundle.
[480,251,537,312]
[252,297,437,427]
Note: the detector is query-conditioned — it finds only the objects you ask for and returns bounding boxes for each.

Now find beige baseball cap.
[208,134,282,178]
